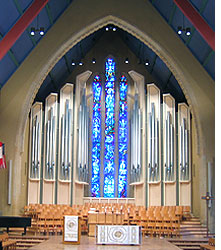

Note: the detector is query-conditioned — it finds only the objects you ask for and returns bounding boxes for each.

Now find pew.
[0,216,31,235]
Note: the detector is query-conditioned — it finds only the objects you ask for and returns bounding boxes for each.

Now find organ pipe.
[130,95,141,183]
[148,103,159,182]
[77,90,89,183]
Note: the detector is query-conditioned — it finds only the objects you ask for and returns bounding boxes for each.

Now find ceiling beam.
[185,0,208,46]
[168,4,177,25]
[13,0,23,14]
[64,55,71,74]
[0,0,49,60]
[0,33,19,67]
[150,55,157,74]
[45,4,53,25]
[203,50,214,67]
[48,72,58,90]
[174,0,214,50]
[12,0,37,46]
[163,72,172,90]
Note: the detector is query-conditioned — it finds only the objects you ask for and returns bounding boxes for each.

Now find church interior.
[0,0,215,249]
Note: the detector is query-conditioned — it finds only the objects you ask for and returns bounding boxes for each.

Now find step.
[180,224,206,228]
[181,226,207,230]
[180,228,207,232]
[15,239,43,244]
[168,238,208,243]
[16,242,37,246]
[182,221,201,225]
[187,217,200,221]
[175,242,206,246]
[10,235,49,240]
[181,232,208,237]
[15,247,30,250]
[179,247,200,250]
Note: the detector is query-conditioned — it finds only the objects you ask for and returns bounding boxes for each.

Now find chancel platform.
[30,235,181,249]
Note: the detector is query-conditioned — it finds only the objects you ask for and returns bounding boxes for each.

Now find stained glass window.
[91,75,102,197]
[118,75,128,197]
[104,58,116,197]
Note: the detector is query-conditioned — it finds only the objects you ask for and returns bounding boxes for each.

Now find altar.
[96,225,141,245]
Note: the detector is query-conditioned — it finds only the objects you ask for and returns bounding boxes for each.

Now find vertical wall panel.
[28,102,43,204]
[42,93,58,204]
[147,83,161,206]
[178,103,191,206]
[163,94,176,205]
[73,71,92,205]
[128,71,146,206]
[57,83,73,205]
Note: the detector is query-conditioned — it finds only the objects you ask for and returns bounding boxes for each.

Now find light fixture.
[177,26,191,36]
[79,61,83,66]
[71,61,75,66]
[145,60,149,66]
[39,27,44,36]
[92,58,96,64]
[105,26,117,31]
[30,15,45,36]
[30,27,35,36]
[125,58,129,64]
[177,26,183,35]
[177,14,191,36]
[186,27,191,36]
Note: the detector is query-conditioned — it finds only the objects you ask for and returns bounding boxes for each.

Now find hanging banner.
[0,142,7,169]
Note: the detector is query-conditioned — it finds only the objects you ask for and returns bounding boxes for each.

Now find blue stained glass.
[91,75,102,197]
[104,58,116,198]
[118,75,128,198]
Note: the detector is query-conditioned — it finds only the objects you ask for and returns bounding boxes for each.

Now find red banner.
[0,142,7,169]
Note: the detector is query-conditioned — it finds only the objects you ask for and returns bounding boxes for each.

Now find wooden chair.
[146,215,155,238]
[105,213,113,225]
[171,217,180,238]
[37,213,47,234]
[200,238,215,250]
[139,215,148,236]
[122,213,129,225]
[53,215,62,235]
[45,213,54,235]
[88,212,97,237]
[155,215,163,238]
[97,213,105,225]
[0,233,16,250]
[162,216,172,238]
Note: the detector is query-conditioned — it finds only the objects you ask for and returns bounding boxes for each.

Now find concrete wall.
[0,0,214,231]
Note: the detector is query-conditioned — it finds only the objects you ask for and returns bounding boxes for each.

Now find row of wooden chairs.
[24,204,190,237]
[36,213,64,235]
[87,211,181,238]
[0,233,16,250]
[24,204,189,221]
[25,203,189,216]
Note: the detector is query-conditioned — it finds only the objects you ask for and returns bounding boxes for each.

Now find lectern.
[63,216,81,245]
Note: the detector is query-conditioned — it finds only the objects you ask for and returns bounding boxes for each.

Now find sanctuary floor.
[30,235,180,249]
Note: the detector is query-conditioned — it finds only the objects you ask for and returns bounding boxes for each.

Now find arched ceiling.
[0,0,215,102]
